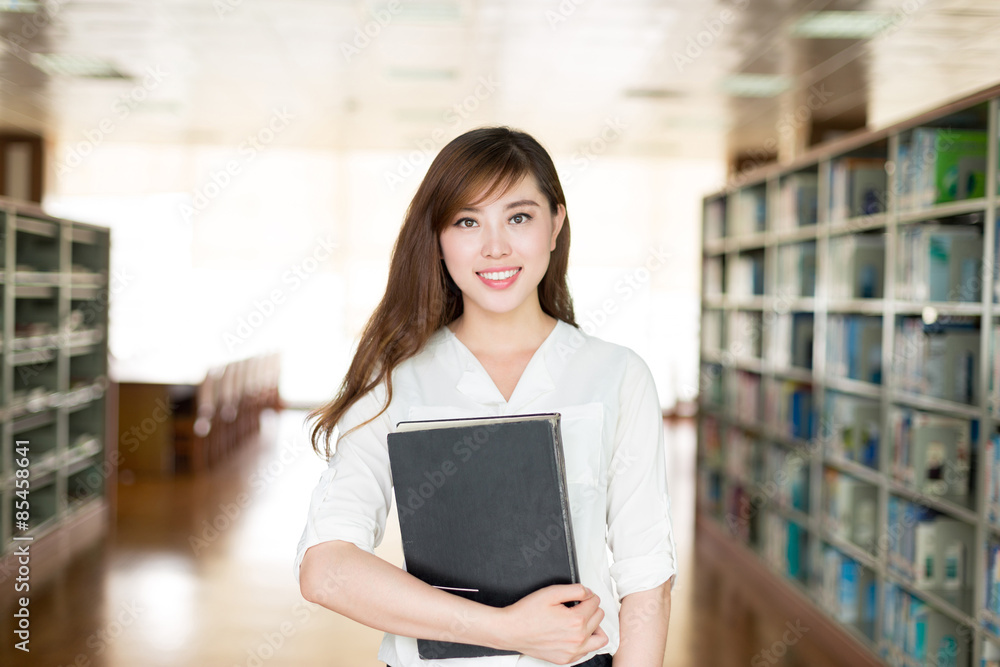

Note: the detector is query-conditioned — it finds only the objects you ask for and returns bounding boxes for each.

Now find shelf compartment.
[894,315,981,406]
[818,541,878,644]
[825,391,880,470]
[822,467,878,557]
[776,168,819,231]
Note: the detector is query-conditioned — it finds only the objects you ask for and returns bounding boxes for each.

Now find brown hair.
[308,126,576,458]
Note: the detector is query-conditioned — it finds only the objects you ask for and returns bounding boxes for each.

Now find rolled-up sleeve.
[294,384,394,581]
[605,351,678,599]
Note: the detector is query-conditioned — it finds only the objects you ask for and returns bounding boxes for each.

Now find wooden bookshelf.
[698,83,1000,666]
[0,197,112,601]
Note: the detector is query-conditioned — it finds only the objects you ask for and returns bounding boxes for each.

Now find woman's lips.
[476,267,522,289]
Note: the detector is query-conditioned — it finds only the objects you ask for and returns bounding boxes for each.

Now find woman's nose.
[481,223,511,258]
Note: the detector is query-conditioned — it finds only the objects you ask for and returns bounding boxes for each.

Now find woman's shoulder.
[553,320,648,368]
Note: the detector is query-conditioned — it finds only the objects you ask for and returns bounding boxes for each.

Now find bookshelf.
[698,84,1000,667]
[0,197,112,586]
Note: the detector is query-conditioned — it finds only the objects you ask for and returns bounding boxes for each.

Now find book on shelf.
[882,582,969,667]
[386,413,579,660]
[822,546,876,627]
[705,197,726,241]
[894,316,979,404]
[896,223,982,302]
[823,469,877,548]
[986,434,1000,524]
[984,540,1000,635]
[728,251,765,297]
[992,324,1000,415]
[829,234,884,300]
[983,640,1000,667]
[734,187,767,236]
[777,172,818,230]
[777,242,816,298]
[735,371,762,423]
[732,310,763,359]
[899,128,987,209]
[772,380,814,441]
[826,392,879,468]
[914,517,970,592]
[767,444,809,512]
[703,257,723,296]
[701,309,723,353]
[830,156,887,221]
[891,408,973,498]
[764,515,807,580]
[773,313,814,371]
[828,315,882,384]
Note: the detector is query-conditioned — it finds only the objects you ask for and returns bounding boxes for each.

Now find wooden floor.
[1,409,855,666]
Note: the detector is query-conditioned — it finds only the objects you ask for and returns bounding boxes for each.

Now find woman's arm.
[612,578,672,666]
[300,539,609,665]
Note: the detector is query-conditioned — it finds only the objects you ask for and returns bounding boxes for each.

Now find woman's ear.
[550,204,566,251]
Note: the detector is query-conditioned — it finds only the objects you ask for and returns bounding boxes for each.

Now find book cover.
[387,413,579,660]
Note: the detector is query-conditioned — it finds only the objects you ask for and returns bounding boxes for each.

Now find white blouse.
[295,319,678,666]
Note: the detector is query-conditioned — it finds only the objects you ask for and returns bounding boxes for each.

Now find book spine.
[550,418,580,586]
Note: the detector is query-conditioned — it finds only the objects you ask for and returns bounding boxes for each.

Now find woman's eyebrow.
[458,199,541,213]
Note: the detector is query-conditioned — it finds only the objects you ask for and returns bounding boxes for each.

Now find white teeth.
[479,268,519,281]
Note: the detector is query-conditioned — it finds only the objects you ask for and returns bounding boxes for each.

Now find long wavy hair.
[308,126,576,458]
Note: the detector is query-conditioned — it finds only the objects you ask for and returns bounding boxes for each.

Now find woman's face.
[439,174,565,322]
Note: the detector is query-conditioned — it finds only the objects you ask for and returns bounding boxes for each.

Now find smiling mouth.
[476,268,521,281]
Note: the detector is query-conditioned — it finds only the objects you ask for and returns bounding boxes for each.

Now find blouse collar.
[443,320,568,411]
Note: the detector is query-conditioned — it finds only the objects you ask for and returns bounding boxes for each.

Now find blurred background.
[1,0,999,665]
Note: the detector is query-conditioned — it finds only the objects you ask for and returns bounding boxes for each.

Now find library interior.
[2,0,1000,665]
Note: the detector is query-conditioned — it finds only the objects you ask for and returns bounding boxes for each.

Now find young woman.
[296,127,677,666]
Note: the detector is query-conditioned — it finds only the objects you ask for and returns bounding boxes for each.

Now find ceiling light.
[624,88,684,100]
[719,74,790,98]
[790,11,894,39]
[386,67,457,81]
[0,0,40,12]
[30,53,129,79]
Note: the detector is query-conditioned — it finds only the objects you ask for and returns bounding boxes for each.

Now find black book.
[386,412,579,660]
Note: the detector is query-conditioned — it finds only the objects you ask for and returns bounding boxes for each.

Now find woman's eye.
[510,213,530,224]
[455,218,477,228]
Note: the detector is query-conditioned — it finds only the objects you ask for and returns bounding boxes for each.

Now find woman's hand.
[497,584,608,665]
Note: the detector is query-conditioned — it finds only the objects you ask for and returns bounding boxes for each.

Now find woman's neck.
[447,307,557,357]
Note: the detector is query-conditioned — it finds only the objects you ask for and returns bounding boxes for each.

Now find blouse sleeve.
[293,383,394,582]
[605,350,678,599]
